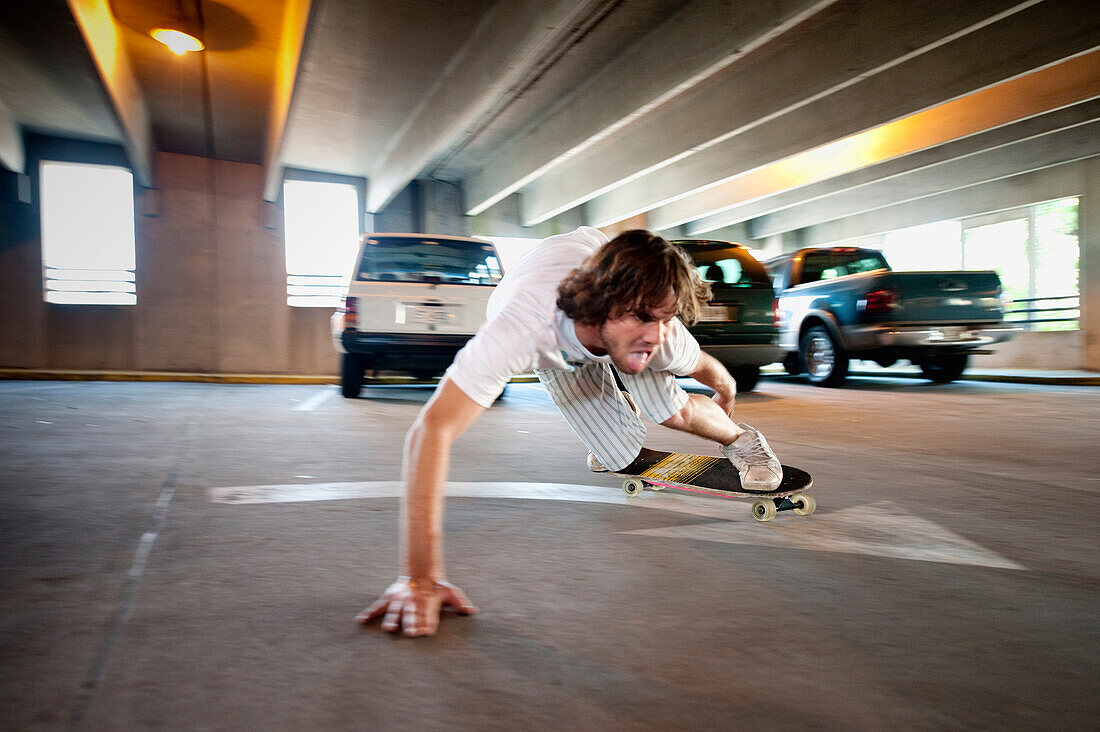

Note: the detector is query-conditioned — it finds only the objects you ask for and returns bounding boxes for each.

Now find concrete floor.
[1,375,1098,730]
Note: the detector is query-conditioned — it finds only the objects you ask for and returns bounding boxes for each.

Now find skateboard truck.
[750,494,816,522]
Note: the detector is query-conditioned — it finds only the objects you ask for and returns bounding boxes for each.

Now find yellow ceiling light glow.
[149,28,205,55]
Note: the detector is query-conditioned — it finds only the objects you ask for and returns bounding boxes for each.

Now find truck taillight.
[862,289,898,314]
[772,298,781,327]
[341,296,358,330]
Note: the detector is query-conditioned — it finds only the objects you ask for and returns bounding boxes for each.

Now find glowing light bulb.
[150,28,205,55]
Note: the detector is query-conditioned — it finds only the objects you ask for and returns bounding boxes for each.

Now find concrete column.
[1081,158,1100,370]
[422,179,469,236]
[373,185,418,233]
[759,235,787,258]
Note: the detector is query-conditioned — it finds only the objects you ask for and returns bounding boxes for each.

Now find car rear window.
[357,237,503,285]
[675,242,771,287]
[800,249,889,284]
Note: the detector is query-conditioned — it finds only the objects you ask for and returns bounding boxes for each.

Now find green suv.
[671,239,782,392]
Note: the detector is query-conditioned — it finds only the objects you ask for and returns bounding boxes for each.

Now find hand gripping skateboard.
[611,447,815,522]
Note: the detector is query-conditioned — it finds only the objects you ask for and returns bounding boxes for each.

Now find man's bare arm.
[687,351,738,417]
[356,376,488,636]
[660,351,742,444]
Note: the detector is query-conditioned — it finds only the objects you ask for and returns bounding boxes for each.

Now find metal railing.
[1003,295,1079,329]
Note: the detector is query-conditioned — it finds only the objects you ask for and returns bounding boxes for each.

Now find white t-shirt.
[446,226,701,407]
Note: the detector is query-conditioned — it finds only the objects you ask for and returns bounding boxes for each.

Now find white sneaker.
[721,423,782,492]
[586,452,608,472]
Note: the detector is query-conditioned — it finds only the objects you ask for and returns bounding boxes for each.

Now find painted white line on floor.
[208,482,1024,570]
[129,532,158,579]
[292,387,335,412]
[210,481,733,515]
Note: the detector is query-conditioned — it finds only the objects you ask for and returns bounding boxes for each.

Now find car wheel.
[799,325,849,387]
[782,353,802,376]
[341,353,365,398]
[730,365,760,392]
[919,354,968,383]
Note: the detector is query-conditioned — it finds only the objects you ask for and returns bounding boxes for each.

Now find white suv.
[332,233,504,397]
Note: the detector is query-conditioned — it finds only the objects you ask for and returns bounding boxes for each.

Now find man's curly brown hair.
[556,230,711,326]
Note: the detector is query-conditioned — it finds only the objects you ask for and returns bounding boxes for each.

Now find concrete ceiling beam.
[461,0,836,216]
[676,52,1100,235]
[527,0,1099,228]
[263,0,316,202]
[797,161,1088,247]
[525,0,1042,225]
[66,0,153,186]
[365,0,628,213]
[749,116,1100,239]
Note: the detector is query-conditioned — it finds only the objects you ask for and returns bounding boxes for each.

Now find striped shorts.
[536,363,689,471]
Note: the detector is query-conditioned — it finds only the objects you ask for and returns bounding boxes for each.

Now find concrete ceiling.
[1,0,1099,240]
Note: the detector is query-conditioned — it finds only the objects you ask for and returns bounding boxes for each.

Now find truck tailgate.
[879,271,1003,323]
[353,283,492,335]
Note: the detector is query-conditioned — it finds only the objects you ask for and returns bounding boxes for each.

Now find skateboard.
[610,447,815,522]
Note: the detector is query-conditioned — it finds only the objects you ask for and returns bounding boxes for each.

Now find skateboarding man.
[357,227,783,636]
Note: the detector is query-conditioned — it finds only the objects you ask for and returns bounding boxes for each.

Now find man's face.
[597,294,678,374]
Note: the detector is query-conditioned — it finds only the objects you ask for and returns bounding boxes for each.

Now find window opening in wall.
[283,180,361,307]
[962,219,1029,298]
[879,220,962,271]
[40,161,136,305]
[962,197,1079,331]
[1031,198,1079,331]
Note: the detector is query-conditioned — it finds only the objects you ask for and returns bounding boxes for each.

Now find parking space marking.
[208,481,1023,570]
[292,387,335,411]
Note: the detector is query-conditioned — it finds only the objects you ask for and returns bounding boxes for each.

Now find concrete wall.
[972,330,1083,370]
[0,151,337,375]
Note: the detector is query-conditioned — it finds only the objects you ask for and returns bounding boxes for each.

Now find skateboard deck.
[611,447,815,522]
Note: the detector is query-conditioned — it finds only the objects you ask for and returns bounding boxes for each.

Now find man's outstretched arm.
[356,376,487,636]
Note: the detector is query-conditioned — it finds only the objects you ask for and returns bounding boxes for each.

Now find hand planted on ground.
[356,577,478,637]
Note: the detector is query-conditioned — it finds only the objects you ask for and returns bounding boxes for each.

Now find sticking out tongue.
[624,351,650,372]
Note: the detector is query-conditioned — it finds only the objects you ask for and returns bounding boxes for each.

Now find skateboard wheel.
[793,493,816,516]
[622,478,645,497]
[751,499,777,522]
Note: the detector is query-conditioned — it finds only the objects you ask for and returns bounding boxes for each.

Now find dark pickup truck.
[764,247,1017,386]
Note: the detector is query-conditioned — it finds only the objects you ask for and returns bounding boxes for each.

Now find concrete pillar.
[759,234,787,258]
[374,180,471,236]
[1081,158,1100,371]
[422,179,469,236]
[373,184,419,233]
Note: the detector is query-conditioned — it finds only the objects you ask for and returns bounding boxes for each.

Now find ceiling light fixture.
[149,27,205,55]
